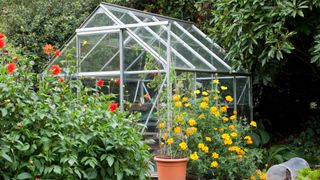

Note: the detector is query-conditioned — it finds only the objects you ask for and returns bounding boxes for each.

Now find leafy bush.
[297,167,320,180]
[0,36,151,179]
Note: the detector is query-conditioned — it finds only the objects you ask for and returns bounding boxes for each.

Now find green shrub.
[297,167,320,180]
[0,40,151,179]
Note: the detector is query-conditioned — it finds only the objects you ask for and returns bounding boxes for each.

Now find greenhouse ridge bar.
[48,3,253,133]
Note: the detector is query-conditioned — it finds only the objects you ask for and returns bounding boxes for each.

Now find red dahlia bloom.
[7,63,16,74]
[0,40,5,49]
[43,44,54,55]
[115,78,120,85]
[97,79,104,87]
[54,50,61,57]
[109,102,118,112]
[50,65,61,76]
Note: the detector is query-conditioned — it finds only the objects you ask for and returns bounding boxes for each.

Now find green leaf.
[53,165,61,174]
[116,171,123,180]
[16,172,32,179]
[107,156,114,167]
[1,153,12,163]
[1,109,8,117]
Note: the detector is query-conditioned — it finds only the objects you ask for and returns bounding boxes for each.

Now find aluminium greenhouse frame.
[47,3,253,133]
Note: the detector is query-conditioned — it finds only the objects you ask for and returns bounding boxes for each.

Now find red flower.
[7,63,16,74]
[54,49,61,57]
[97,79,104,87]
[12,57,18,61]
[0,33,5,39]
[58,78,64,83]
[0,40,5,49]
[144,94,150,101]
[43,44,54,55]
[49,65,61,76]
[109,102,118,112]
[115,78,120,85]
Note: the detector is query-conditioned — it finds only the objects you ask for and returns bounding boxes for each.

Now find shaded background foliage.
[1,0,320,163]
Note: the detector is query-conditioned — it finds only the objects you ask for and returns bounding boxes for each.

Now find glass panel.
[172,23,230,72]
[79,32,120,72]
[84,9,116,28]
[159,29,211,70]
[236,77,250,118]
[50,37,77,74]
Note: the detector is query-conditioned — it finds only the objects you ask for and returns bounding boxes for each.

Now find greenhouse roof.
[49,3,247,75]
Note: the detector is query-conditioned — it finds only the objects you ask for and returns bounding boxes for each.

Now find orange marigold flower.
[49,65,61,76]
[7,63,16,74]
[43,43,54,55]
[225,95,234,102]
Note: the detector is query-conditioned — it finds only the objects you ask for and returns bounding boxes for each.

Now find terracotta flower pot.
[154,155,188,180]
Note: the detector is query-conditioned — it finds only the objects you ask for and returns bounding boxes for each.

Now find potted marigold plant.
[155,77,263,179]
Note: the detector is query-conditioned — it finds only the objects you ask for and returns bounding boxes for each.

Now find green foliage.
[0,0,100,71]
[0,44,151,179]
[208,0,320,85]
[297,167,320,180]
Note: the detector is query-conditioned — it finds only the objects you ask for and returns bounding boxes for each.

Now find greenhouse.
[48,2,252,133]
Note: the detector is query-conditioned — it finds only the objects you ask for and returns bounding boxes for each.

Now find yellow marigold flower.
[229,115,236,120]
[214,111,221,117]
[167,138,174,145]
[250,121,257,127]
[174,126,181,134]
[213,96,219,101]
[233,110,237,115]
[186,127,197,136]
[244,136,252,140]
[182,97,188,102]
[250,176,256,180]
[228,125,235,130]
[161,133,168,140]
[228,146,240,151]
[198,143,205,149]
[231,132,237,137]
[265,164,269,168]
[179,142,188,150]
[210,161,219,168]
[202,91,209,96]
[159,122,165,129]
[220,106,227,112]
[221,133,230,139]
[205,137,212,142]
[202,146,209,153]
[200,102,208,109]
[260,173,266,180]
[173,94,180,102]
[213,127,218,131]
[190,152,198,160]
[224,139,233,145]
[221,86,228,90]
[212,152,219,159]
[188,119,197,126]
[202,97,209,102]
[219,128,225,132]
[247,140,253,144]
[223,117,229,122]
[210,106,218,114]
[198,113,205,119]
[194,90,200,94]
[184,102,191,107]
[175,101,182,107]
[225,95,234,102]
[213,79,220,84]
